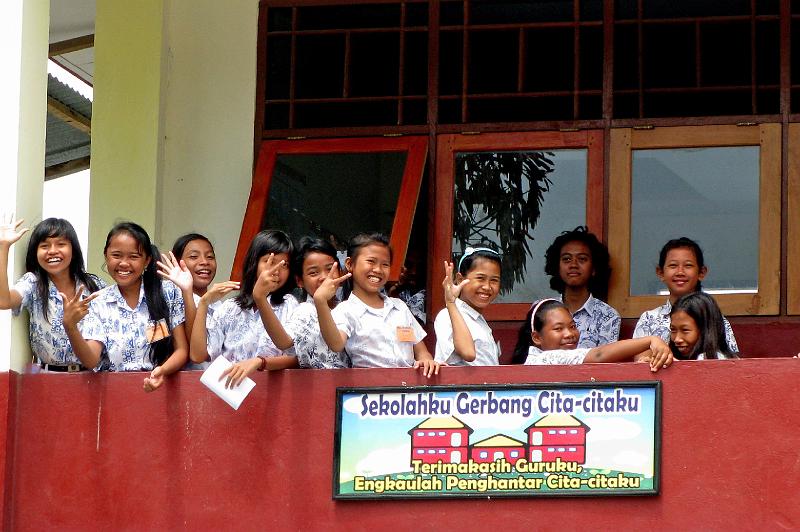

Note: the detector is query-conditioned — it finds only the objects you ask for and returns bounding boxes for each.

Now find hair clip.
[457,246,500,271]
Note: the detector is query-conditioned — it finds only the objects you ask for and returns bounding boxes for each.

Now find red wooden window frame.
[233,136,428,281]
[430,130,605,322]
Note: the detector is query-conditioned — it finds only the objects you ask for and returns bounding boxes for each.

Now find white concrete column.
[0,0,49,371]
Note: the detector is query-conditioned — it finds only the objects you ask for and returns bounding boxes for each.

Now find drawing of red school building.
[469,434,527,463]
[525,413,590,464]
[408,414,590,466]
[408,416,473,464]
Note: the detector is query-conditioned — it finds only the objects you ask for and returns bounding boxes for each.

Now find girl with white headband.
[434,247,502,366]
[512,298,672,370]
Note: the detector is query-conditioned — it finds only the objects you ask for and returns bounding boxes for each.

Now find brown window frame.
[607,124,781,318]
[233,136,428,281]
[431,129,605,322]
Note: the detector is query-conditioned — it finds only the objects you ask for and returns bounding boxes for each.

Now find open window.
[431,130,605,321]
[233,136,427,280]
[607,124,781,317]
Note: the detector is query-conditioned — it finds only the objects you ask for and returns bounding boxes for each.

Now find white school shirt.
[13,272,106,365]
[332,293,426,368]
[82,280,185,372]
[524,345,588,366]
[183,293,222,370]
[284,301,350,369]
[558,294,621,348]
[433,298,499,366]
[633,299,739,352]
[206,294,298,363]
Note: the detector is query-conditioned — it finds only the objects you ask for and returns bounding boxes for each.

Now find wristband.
[257,356,268,371]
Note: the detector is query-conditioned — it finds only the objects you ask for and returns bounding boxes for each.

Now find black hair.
[25,217,101,322]
[342,232,392,299]
[171,233,213,260]
[457,248,502,276]
[511,299,569,364]
[544,226,611,301]
[235,229,294,309]
[104,222,172,366]
[669,292,737,360]
[292,236,339,301]
[658,237,706,292]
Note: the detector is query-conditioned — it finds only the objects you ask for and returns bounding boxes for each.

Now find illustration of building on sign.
[525,413,590,464]
[469,434,527,464]
[408,416,473,464]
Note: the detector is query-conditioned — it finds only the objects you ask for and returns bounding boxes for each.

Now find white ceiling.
[50,0,96,83]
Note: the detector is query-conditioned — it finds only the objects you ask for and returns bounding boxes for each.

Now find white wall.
[158,0,259,279]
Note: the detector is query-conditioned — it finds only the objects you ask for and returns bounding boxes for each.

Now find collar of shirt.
[558,293,598,317]
[528,345,543,355]
[455,298,486,323]
[45,276,87,300]
[348,293,399,317]
[657,299,672,316]
[103,282,146,311]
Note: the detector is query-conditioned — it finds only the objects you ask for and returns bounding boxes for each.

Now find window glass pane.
[453,149,587,303]
[264,153,407,246]
[630,147,759,295]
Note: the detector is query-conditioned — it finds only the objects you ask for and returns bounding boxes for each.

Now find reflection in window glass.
[264,153,407,249]
[453,149,587,303]
[630,146,759,295]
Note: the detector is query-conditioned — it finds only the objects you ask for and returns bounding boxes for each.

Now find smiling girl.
[669,292,737,360]
[63,222,188,390]
[513,299,672,370]
[434,247,502,366]
[633,237,738,353]
[189,229,298,388]
[0,215,103,371]
[315,232,439,377]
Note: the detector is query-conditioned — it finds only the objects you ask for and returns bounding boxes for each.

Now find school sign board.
[333,382,660,499]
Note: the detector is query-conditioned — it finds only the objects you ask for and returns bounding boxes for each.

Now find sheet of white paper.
[199,356,256,410]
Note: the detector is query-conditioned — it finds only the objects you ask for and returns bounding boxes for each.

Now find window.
[569,429,578,434]
[479,451,488,459]
[427,449,436,454]
[433,130,604,320]
[608,124,780,316]
[428,431,436,436]
[438,449,446,454]
[548,430,556,435]
[558,430,566,434]
[510,451,519,458]
[234,137,427,280]
[417,449,424,454]
[568,447,576,452]
[417,431,424,436]
[557,447,566,452]
[438,431,446,436]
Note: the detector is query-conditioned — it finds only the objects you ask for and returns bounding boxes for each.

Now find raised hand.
[442,261,469,304]
[0,213,29,248]
[60,287,99,329]
[200,280,241,305]
[253,253,284,300]
[312,262,351,304]
[157,251,194,293]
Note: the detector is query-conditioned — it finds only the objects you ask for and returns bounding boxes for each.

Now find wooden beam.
[45,156,90,181]
[47,96,91,134]
[49,34,94,56]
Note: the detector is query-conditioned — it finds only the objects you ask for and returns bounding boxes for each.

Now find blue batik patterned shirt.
[633,299,739,352]
[206,294,298,363]
[82,280,185,371]
[284,301,350,369]
[13,272,106,365]
[558,294,621,348]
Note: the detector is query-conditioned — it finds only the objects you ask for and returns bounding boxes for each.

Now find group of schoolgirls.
[0,214,738,393]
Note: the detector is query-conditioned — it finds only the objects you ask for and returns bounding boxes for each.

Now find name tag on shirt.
[146,319,170,343]
[396,326,416,343]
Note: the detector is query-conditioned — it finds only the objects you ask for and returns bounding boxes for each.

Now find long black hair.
[235,229,294,310]
[669,292,736,360]
[292,236,339,302]
[544,226,611,301]
[25,218,101,322]
[658,237,706,292]
[511,299,568,364]
[104,222,173,366]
